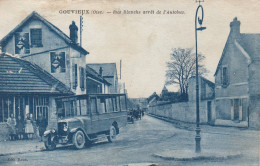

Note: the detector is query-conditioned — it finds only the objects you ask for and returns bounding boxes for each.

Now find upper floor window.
[15,32,30,54]
[50,52,66,73]
[222,67,229,87]
[30,29,42,47]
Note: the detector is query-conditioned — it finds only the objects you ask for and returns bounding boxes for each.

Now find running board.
[88,134,109,141]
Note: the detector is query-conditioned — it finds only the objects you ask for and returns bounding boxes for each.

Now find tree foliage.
[165,48,207,96]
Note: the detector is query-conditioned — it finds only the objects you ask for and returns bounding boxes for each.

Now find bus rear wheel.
[107,126,117,142]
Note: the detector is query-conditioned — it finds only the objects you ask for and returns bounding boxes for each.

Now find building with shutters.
[0,11,114,139]
[0,11,89,95]
[214,17,260,129]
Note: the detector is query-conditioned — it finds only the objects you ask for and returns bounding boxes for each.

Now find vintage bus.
[43,93,128,150]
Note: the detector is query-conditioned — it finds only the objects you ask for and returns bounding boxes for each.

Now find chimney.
[69,21,78,44]
[230,17,240,38]
[99,67,103,77]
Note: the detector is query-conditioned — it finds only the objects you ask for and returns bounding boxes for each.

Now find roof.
[147,92,159,103]
[190,76,215,88]
[86,65,111,85]
[87,63,117,77]
[0,53,73,94]
[0,11,89,55]
[239,33,260,59]
[214,25,260,76]
[200,76,215,89]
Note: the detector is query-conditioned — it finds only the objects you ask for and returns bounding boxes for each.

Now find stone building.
[214,17,260,129]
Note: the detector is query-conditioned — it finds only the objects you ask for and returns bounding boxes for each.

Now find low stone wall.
[148,100,214,124]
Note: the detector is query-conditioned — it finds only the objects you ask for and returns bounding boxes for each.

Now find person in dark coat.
[37,113,47,141]
[16,115,24,140]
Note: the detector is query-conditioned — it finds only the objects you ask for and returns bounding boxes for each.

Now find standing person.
[37,113,47,141]
[24,114,34,139]
[7,114,16,140]
[16,115,24,140]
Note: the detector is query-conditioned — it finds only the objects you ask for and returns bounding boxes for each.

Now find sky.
[0,0,259,98]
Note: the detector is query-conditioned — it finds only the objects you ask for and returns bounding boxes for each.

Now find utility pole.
[80,15,83,47]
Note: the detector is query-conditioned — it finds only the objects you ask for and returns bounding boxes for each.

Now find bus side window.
[80,99,88,115]
[64,101,71,117]
[56,100,64,118]
[97,98,105,114]
[90,98,97,115]
[77,100,81,115]
[114,97,118,112]
[120,96,126,110]
[107,98,113,113]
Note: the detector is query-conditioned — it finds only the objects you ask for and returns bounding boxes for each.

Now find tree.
[165,48,207,97]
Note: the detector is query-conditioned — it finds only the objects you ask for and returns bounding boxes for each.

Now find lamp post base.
[195,127,201,153]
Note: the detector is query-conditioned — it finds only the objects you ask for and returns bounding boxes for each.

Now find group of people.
[130,107,144,120]
[6,113,47,141]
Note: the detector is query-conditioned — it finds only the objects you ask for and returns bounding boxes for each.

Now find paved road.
[0,115,259,166]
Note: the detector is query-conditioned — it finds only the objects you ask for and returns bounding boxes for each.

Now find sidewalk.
[147,113,249,131]
[0,139,45,156]
[147,114,259,162]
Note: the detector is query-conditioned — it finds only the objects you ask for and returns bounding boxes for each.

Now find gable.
[215,33,260,76]
[0,11,88,55]
[2,18,68,55]
[214,35,231,76]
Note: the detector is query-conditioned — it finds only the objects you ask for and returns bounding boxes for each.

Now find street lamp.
[195,0,206,153]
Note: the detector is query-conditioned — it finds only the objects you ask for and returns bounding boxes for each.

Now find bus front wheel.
[73,130,85,149]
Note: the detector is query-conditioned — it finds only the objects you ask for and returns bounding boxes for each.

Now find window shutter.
[72,64,78,89]
[80,67,85,91]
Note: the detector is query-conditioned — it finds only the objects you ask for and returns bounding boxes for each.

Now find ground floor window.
[0,95,49,123]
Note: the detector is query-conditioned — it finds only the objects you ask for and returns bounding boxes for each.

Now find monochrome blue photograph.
[0,0,259,165]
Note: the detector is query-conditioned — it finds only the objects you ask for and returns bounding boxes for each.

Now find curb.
[152,152,242,161]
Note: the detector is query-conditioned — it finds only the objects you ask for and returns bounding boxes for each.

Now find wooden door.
[234,99,239,120]
[207,101,212,123]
